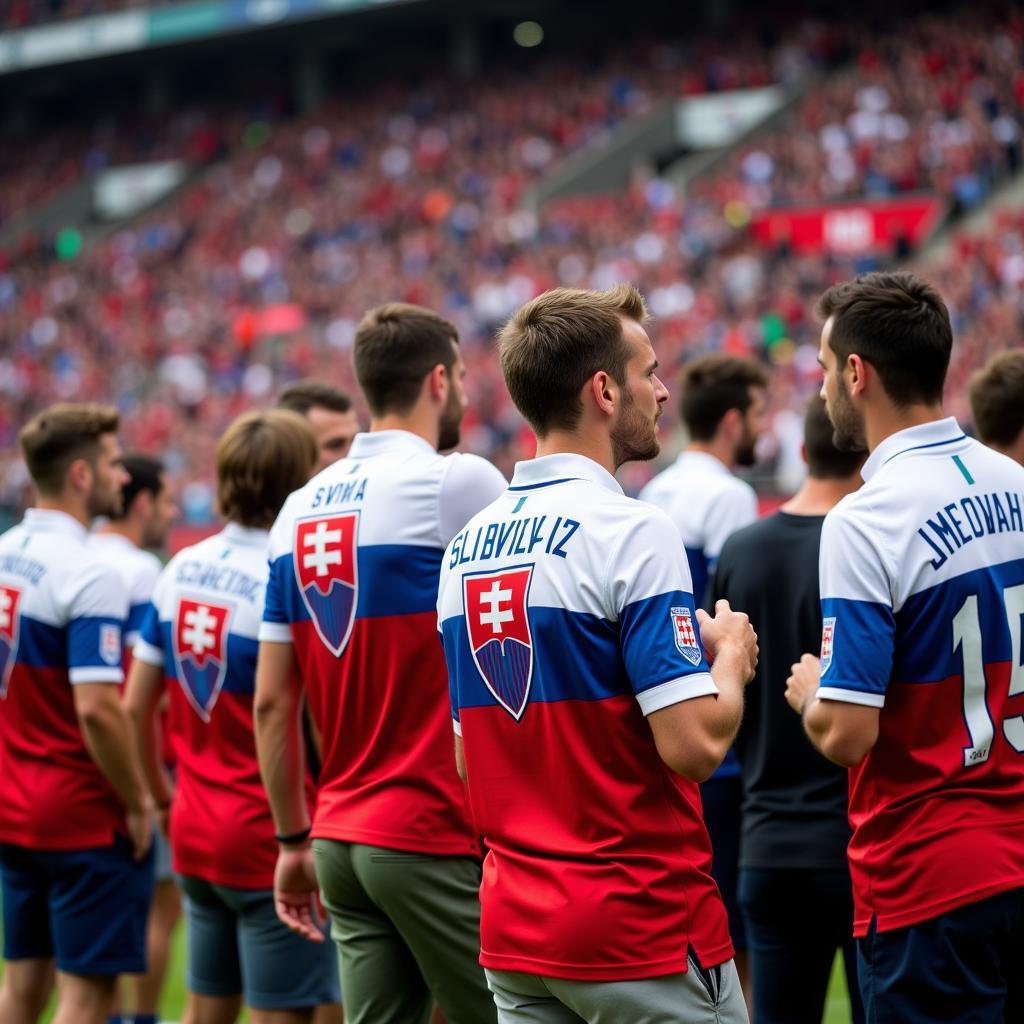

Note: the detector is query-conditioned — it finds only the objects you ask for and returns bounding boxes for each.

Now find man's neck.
[686,439,733,471]
[369,413,438,451]
[781,474,862,516]
[535,431,616,476]
[35,497,90,530]
[865,403,946,453]
[96,519,143,548]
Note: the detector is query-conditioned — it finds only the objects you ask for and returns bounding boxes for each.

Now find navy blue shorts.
[700,772,746,952]
[0,837,154,975]
[857,887,1024,1023]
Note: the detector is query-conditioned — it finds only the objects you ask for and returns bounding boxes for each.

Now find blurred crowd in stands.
[0,6,1022,521]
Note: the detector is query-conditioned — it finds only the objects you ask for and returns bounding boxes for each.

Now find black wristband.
[275,827,312,846]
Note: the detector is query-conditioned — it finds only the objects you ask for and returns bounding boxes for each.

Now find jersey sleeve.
[438,454,507,547]
[817,504,896,707]
[132,566,168,668]
[126,553,162,647]
[259,506,294,644]
[607,508,717,716]
[67,561,129,685]
[704,481,758,564]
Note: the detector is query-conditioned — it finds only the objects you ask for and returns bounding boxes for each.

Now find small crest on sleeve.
[670,607,702,666]
[820,616,836,673]
[100,623,122,666]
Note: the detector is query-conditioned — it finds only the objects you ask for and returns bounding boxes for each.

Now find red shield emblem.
[294,512,359,657]
[464,565,534,721]
[0,584,21,699]
[173,598,231,722]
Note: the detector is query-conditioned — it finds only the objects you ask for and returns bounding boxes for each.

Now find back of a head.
[353,303,458,417]
[216,409,317,529]
[19,402,120,497]
[277,380,353,417]
[109,453,165,522]
[815,270,952,407]
[803,395,865,480]
[969,350,1024,451]
[677,354,769,441]
[499,283,648,435]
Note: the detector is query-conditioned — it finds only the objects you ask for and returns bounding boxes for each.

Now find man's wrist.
[276,826,312,847]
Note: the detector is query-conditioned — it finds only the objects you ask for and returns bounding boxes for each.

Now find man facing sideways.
[970,349,1024,466]
[92,453,181,1024]
[256,303,506,1024]
[713,396,865,1024]
[126,410,341,1024]
[0,404,154,1024]
[278,380,361,471]
[639,353,769,991]
[438,285,758,1023]
[785,272,1024,1023]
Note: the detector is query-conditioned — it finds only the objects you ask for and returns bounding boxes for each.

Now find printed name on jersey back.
[0,583,21,696]
[173,597,232,721]
[464,565,534,720]
[917,488,1024,571]
[448,514,580,568]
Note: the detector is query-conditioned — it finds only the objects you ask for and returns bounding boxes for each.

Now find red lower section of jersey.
[295,613,478,856]
[0,665,123,849]
[166,683,309,888]
[849,663,1024,936]
[460,697,733,981]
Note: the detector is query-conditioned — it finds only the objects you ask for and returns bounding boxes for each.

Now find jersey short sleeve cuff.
[132,637,165,668]
[817,686,886,709]
[637,671,718,716]
[258,621,293,643]
[452,717,462,737]
[68,666,123,685]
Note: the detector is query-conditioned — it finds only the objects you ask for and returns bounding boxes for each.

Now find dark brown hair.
[969,350,1024,449]
[677,354,768,441]
[277,380,353,416]
[803,395,865,480]
[109,453,165,522]
[499,283,648,435]
[353,303,458,417]
[19,402,120,496]
[216,410,316,528]
[815,271,952,407]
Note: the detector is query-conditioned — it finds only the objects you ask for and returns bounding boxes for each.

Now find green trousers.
[313,839,497,1024]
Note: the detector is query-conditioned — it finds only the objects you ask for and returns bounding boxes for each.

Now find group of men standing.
[0,272,1023,1024]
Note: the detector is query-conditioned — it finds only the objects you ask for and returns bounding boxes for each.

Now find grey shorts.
[179,873,340,1010]
[153,826,174,884]
[486,954,748,1024]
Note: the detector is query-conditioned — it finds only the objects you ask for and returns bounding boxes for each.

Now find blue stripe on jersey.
[620,590,709,689]
[507,478,580,492]
[820,596,896,696]
[893,557,1024,684]
[9,614,65,668]
[882,434,967,465]
[685,546,710,610]
[126,602,149,637]
[266,544,443,625]
[157,621,259,696]
[69,615,123,671]
[139,602,161,649]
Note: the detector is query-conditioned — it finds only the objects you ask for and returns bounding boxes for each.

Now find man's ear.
[67,457,93,494]
[588,371,617,418]
[847,353,868,398]
[427,363,448,403]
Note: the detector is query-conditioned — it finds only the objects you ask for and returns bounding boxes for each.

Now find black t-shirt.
[712,511,851,870]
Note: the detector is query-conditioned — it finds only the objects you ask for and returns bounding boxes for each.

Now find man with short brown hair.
[969,350,1024,466]
[0,403,154,1024]
[278,381,361,471]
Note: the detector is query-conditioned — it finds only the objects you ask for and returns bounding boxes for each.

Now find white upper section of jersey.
[0,508,128,683]
[90,532,162,641]
[133,524,269,666]
[638,450,758,560]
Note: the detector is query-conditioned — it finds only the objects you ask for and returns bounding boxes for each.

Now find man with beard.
[255,303,506,1024]
[639,353,769,1003]
[0,404,154,1024]
[437,285,758,1022]
[785,272,1024,1023]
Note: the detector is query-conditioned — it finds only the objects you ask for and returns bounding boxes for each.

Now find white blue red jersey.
[134,523,301,889]
[640,449,757,780]
[91,531,162,662]
[0,509,128,849]
[818,417,1024,936]
[260,429,506,856]
[438,453,733,981]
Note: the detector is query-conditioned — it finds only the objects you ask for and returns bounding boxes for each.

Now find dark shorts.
[180,874,340,1010]
[700,773,745,952]
[857,887,1024,1023]
[0,837,154,975]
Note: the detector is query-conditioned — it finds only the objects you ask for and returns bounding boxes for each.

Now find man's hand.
[785,653,821,715]
[274,845,326,943]
[125,797,155,861]
[696,599,758,683]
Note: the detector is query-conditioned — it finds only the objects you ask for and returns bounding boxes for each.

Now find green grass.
[13,921,854,1023]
